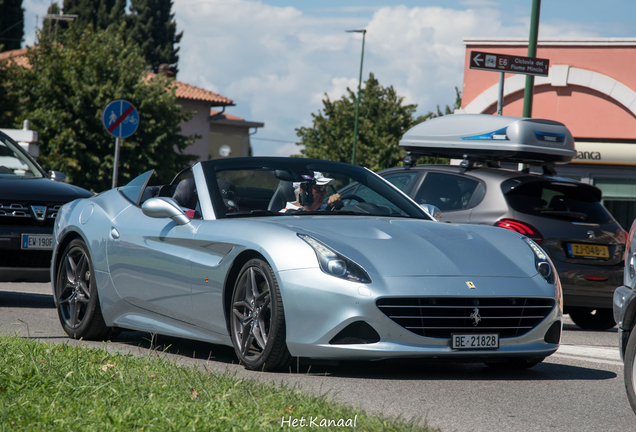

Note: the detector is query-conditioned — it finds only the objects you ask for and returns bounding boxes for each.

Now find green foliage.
[62,0,126,30]
[0,0,25,52]
[127,0,183,73]
[0,336,436,431]
[296,74,461,170]
[7,24,195,192]
[0,57,20,126]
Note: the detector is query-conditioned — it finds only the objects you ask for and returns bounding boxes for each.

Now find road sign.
[469,51,549,77]
[103,99,139,139]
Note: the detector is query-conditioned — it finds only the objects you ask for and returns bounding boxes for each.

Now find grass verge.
[0,335,437,431]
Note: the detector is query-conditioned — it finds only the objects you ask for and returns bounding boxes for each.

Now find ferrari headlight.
[298,234,371,283]
[523,237,556,284]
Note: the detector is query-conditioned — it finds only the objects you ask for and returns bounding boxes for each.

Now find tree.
[0,0,25,52]
[126,0,182,73]
[8,24,196,192]
[296,73,461,171]
[62,0,125,31]
[0,57,20,125]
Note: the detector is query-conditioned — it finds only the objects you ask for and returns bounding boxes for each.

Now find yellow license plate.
[568,243,609,258]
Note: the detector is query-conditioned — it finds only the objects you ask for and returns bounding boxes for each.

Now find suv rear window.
[504,181,614,224]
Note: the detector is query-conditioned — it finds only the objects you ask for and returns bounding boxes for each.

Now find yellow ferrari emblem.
[466,281,476,289]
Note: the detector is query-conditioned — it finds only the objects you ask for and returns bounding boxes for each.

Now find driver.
[281,172,343,212]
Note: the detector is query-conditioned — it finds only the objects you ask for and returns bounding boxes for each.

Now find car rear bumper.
[558,264,623,309]
[0,226,53,282]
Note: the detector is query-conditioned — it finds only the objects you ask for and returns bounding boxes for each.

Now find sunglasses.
[311,184,329,193]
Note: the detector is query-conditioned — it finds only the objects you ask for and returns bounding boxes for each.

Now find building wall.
[208,124,250,160]
[462,42,636,139]
[178,100,212,162]
[461,39,636,229]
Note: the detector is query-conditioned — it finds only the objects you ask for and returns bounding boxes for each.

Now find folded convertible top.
[399,114,576,167]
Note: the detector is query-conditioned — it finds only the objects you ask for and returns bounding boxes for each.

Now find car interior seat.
[139,185,160,205]
[267,181,296,212]
[172,178,198,209]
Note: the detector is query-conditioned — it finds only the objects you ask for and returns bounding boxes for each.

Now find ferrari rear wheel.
[624,328,636,414]
[484,357,545,370]
[55,239,118,340]
[568,307,616,331]
[230,259,292,371]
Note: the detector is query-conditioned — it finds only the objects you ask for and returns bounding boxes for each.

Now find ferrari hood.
[270,216,537,278]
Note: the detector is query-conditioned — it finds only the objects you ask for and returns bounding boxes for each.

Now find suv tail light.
[494,219,544,244]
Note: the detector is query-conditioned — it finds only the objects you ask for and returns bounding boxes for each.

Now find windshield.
[201,158,430,219]
[0,134,44,178]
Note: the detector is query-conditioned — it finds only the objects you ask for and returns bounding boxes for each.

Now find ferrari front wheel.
[230,259,292,371]
[55,239,118,340]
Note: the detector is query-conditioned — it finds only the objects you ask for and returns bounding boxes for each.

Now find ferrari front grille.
[376,297,555,339]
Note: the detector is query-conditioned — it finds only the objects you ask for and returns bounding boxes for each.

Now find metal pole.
[497,72,505,115]
[112,137,120,189]
[350,29,366,165]
[523,0,541,118]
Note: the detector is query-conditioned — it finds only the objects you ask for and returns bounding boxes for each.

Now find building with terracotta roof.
[0,48,263,162]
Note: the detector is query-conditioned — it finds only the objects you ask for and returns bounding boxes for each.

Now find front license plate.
[21,234,53,250]
[567,243,609,258]
[452,333,499,350]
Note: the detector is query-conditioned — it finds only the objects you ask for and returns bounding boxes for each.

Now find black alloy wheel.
[230,258,291,371]
[55,239,118,340]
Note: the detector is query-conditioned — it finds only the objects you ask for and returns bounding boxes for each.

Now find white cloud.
[20,0,602,157]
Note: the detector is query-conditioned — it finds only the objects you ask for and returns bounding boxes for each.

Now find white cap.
[293,171,335,197]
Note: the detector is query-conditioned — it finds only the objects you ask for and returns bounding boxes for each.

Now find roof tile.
[1,48,234,105]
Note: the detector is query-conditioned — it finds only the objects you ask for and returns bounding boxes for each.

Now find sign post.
[102,100,139,188]
[469,51,549,116]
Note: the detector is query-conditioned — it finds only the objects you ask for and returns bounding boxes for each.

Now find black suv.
[0,131,93,282]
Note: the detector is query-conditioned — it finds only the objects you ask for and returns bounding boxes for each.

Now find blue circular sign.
[103,99,139,139]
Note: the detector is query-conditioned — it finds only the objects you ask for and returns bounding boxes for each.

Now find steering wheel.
[338,194,367,207]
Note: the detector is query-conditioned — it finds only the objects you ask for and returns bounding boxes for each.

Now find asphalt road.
[1,282,635,432]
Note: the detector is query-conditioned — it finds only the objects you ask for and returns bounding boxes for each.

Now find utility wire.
[0,19,24,37]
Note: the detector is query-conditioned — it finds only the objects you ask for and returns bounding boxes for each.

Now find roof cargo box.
[399,114,576,167]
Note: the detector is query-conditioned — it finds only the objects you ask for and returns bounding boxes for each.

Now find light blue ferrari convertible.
[51,157,562,371]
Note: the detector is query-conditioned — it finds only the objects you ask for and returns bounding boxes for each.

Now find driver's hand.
[328,193,343,210]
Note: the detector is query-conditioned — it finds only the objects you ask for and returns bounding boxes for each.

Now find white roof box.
[400,114,576,166]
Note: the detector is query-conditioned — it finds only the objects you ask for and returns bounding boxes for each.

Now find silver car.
[51,157,562,371]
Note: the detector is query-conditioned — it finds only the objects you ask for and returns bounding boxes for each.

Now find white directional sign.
[469,50,549,77]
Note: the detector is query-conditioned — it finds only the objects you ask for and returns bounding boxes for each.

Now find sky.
[20,0,636,157]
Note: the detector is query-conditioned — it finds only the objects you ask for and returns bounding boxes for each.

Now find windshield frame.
[200,157,432,220]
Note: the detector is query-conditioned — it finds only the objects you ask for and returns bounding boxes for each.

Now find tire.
[230,258,292,371]
[625,328,636,415]
[484,357,545,370]
[568,307,616,331]
[55,239,119,340]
